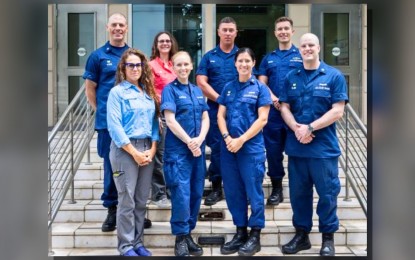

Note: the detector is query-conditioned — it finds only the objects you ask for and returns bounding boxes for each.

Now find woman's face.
[157,33,172,55]
[124,54,142,84]
[172,53,193,81]
[235,52,255,77]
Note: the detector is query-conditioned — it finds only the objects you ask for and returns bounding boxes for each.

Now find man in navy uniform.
[258,16,302,206]
[196,17,239,206]
[279,33,348,256]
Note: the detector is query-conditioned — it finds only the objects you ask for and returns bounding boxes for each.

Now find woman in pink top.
[150,32,179,99]
[148,31,178,208]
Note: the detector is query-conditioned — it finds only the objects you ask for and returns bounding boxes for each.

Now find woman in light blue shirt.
[107,48,159,257]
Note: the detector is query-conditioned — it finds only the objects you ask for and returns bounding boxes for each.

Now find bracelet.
[222,132,229,139]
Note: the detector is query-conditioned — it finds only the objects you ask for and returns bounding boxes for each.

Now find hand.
[191,147,202,157]
[187,137,202,153]
[132,150,150,166]
[272,98,281,110]
[295,123,314,143]
[225,136,244,153]
[143,149,155,163]
[299,134,314,144]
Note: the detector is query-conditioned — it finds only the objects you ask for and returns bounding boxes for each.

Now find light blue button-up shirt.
[107,80,159,148]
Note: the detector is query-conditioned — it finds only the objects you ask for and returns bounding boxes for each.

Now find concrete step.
[51,245,367,256]
[64,175,356,201]
[54,197,365,223]
[51,219,367,249]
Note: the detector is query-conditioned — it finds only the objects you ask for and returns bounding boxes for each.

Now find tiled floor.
[50,245,367,256]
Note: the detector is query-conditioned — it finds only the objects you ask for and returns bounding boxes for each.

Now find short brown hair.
[275,16,293,27]
[218,17,237,28]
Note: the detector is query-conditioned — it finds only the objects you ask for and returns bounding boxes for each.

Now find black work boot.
[204,179,223,206]
[238,228,261,256]
[144,218,152,229]
[320,233,335,256]
[282,228,311,254]
[221,226,248,254]
[101,205,117,232]
[267,178,284,205]
[185,234,203,256]
[175,235,190,256]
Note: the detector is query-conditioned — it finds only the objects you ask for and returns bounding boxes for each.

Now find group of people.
[83,12,348,257]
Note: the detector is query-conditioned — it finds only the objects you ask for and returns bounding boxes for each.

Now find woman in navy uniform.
[217,47,272,256]
[161,51,210,257]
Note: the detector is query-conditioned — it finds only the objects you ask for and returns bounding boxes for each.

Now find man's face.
[107,15,127,43]
[299,35,320,62]
[217,22,237,45]
[274,21,294,44]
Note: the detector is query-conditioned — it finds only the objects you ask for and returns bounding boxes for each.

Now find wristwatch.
[307,124,314,133]
[222,132,229,139]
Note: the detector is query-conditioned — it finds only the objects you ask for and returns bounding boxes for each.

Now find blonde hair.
[171,51,193,65]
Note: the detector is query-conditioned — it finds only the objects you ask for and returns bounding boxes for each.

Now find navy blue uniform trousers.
[164,151,206,235]
[221,150,266,229]
[288,156,340,233]
[97,129,118,208]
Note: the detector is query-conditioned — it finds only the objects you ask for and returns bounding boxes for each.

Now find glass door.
[216,4,285,70]
[312,4,362,117]
[56,4,107,117]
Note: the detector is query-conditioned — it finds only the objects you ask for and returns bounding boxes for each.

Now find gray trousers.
[109,139,154,255]
[151,119,170,200]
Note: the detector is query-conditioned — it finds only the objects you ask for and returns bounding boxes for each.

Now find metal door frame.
[311,4,362,117]
[56,4,107,116]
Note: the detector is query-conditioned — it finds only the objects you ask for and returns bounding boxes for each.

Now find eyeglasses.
[158,39,171,44]
[124,63,143,69]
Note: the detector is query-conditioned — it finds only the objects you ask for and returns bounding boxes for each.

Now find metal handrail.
[337,103,367,217]
[48,84,95,254]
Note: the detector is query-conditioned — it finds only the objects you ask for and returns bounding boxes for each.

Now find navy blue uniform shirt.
[258,45,302,126]
[83,41,130,129]
[279,61,349,158]
[196,45,239,109]
[161,79,209,155]
[217,76,272,154]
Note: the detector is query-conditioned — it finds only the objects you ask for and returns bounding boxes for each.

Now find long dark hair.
[115,48,160,116]
[150,31,179,61]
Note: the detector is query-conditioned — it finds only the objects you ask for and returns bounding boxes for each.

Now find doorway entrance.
[311,4,362,118]
[56,4,107,117]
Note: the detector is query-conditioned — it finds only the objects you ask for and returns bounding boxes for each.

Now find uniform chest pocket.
[209,61,223,75]
[267,63,278,73]
[313,90,331,98]
[240,97,258,104]
[176,98,193,107]
[125,97,140,110]
[176,99,194,116]
[196,98,206,109]
[287,90,300,97]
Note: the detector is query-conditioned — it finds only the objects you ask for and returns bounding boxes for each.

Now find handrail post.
[68,110,76,204]
[48,225,54,255]
[85,102,92,165]
[48,145,54,255]
[344,107,352,201]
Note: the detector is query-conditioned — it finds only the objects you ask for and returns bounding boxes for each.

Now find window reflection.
[68,13,94,67]
[323,13,349,66]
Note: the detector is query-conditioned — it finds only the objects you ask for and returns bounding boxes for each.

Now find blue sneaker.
[122,248,139,256]
[135,246,152,256]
